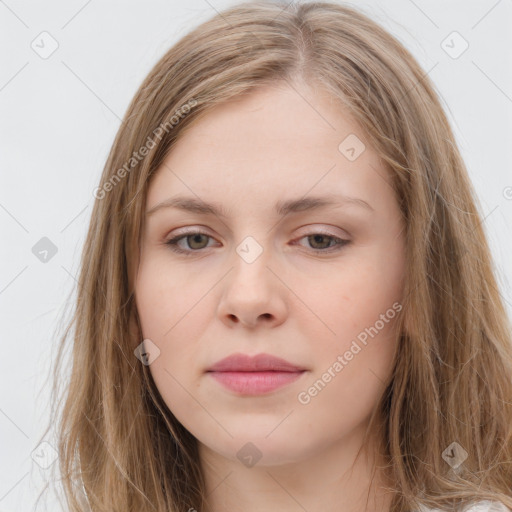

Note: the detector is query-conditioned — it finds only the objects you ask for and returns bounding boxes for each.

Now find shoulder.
[461,502,511,512]
[417,500,511,512]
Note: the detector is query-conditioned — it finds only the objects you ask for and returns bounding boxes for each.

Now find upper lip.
[207,353,306,372]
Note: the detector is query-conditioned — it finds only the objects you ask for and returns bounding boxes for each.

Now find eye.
[164,230,350,256]
[165,231,215,256]
[294,233,350,253]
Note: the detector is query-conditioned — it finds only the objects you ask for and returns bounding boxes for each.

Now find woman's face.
[135,82,405,467]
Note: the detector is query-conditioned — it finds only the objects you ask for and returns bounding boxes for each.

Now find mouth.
[206,352,308,395]
[207,370,307,395]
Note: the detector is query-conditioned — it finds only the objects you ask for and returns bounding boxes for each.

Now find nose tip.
[227,311,274,327]
[217,236,288,328]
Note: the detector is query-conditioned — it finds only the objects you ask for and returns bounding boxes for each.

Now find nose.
[216,238,288,329]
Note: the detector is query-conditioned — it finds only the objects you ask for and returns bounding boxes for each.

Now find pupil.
[190,234,206,249]
[310,234,329,249]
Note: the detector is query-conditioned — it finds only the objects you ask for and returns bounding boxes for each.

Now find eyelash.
[164,230,350,256]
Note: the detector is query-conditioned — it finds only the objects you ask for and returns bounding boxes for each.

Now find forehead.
[146,83,393,214]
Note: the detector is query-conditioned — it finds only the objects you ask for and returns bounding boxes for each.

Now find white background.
[1,0,511,510]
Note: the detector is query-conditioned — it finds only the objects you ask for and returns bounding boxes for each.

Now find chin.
[204,432,315,468]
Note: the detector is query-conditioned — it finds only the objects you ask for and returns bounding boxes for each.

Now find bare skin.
[135,81,405,512]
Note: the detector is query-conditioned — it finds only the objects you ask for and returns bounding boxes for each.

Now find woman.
[45,2,512,511]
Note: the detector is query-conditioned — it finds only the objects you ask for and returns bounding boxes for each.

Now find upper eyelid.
[167,224,348,238]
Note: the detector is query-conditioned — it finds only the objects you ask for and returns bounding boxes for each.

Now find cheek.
[135,257,203,335]
[135,266,209,431]
[295,252,403,382]
[135,260,210,378]
[301,257,401,333]
[294,260,401,431]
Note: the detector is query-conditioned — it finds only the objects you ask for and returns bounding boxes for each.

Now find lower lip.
[207,371,305,395]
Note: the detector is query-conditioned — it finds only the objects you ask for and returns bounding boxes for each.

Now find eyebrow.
[145,193,374,218]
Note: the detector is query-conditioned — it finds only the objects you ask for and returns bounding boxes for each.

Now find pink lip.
[206,353,307,395]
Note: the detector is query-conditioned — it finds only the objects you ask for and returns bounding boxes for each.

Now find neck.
[198,421,394,512]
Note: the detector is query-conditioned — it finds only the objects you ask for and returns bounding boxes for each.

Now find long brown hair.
[40,1,512,510]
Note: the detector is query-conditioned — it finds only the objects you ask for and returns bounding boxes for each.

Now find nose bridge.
[221,229,287,309]
[231,234,271,287]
